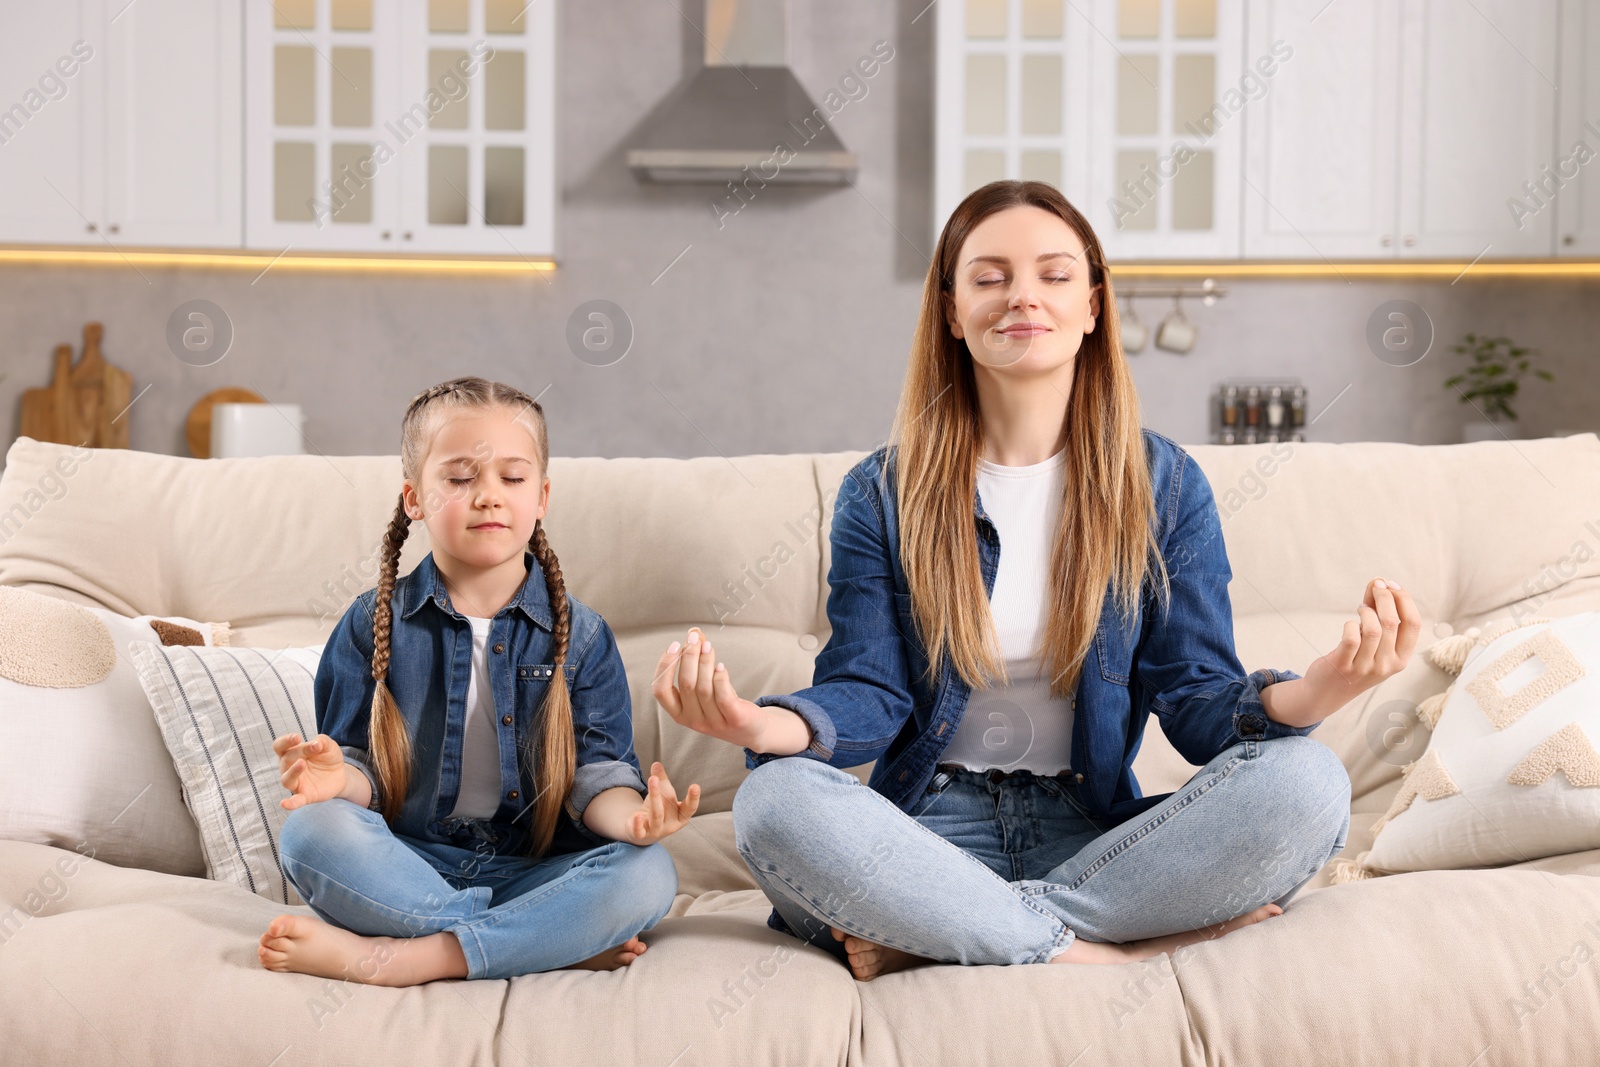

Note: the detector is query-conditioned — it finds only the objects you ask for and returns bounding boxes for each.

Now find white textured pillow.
[1333,611,1600,882]
[129,641,322,905]
[0,587,227,876]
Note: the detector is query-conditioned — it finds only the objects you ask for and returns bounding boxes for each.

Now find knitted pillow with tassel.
[1331,611,1600,884]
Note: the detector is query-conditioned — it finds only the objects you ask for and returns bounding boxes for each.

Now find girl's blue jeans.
[732,735,1351,966]
[277,799,678,980]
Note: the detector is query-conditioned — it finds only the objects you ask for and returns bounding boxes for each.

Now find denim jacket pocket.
[517,662,578,685]
[1094,626,1130,686]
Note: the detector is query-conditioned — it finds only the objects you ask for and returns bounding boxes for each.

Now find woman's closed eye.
[972,272,1071,286]
[448,476,525,485]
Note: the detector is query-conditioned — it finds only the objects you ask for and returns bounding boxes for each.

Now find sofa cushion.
[0,588,226,877]
[129,641,322,905]
[1346,610,1600,879]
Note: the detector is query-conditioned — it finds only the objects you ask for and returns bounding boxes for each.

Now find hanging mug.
[1119,296,1148,353]
[1155,297,1196,354]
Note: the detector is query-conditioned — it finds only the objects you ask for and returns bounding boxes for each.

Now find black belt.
[937,761,1085,785]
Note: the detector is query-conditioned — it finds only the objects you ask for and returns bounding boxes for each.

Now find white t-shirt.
[937,445,1076,775]
[449,614,504,820]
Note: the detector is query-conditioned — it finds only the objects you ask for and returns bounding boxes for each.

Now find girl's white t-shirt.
[937,445,1076,776]
[449,614,505,820]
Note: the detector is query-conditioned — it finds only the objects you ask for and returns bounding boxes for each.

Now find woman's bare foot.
[1049,903,1284,965]
[565,936,649,971]
[829,925,935,981]
[258,914,468,985]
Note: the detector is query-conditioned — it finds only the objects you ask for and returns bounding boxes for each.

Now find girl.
[259,376,698,985]
[653,181,1421,980]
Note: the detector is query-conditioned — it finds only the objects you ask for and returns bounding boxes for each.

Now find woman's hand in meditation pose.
[653,626,775,751]
[1263,577,1423,727]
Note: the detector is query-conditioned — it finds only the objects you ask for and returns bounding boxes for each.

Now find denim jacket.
[315,550,647,856]
[745,428,1321,827]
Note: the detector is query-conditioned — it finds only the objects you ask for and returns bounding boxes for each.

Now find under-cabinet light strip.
[0,248,555,274]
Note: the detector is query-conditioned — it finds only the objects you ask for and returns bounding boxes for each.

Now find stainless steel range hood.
[627,0,858,184]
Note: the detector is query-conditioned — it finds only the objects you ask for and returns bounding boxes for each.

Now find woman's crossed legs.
[732,735,1350,980]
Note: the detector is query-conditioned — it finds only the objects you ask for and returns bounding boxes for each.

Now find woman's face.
[943,204,1102,375]
[403,407,548,572]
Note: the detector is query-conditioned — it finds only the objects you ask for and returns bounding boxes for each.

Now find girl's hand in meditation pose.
[272,731,350,810]
[621,760,701,846]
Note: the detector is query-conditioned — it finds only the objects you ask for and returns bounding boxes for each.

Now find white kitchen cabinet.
[940,0,1566,262]
[0,0,238,248]
[1556,0,1600,256]
[1241,0,1400,258]
[243,0,555,257]
[104,0,242,246]
[0,3,100,244]
[1245,0,1556,260]
[1396,0,1559,258]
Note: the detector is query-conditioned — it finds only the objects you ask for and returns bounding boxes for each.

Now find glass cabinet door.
[935,0,1242,260]
[245,0,400,250]
[1085,0,1242,258]
[396,0,554,255]
[244,0,552,255]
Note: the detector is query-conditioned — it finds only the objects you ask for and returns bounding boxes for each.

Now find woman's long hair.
[889,180,1170,698]
[366,376,575,858]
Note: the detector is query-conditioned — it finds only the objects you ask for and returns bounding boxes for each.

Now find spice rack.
[1212,379,1306,444]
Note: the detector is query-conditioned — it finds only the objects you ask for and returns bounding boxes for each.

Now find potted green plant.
[1443,332,1552,442]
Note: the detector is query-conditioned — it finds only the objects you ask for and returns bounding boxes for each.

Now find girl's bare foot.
[565,936,649,971]
[260,915,650,981]
[258,914,468,986]
[829,925,935,981]
[1049,903,1284,965]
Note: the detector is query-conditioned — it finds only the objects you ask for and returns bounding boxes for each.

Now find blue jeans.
[277,799,678,980]
[732,735,1350,966]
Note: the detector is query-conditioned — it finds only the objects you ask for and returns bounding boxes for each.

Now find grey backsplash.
[1,0,1595,466]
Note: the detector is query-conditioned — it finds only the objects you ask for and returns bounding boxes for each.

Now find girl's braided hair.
[368,376,574,858]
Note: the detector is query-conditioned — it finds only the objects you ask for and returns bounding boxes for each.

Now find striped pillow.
[128,642,322,905]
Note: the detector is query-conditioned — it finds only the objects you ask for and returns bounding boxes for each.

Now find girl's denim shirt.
[744,428,1322,826]
[315,550,647,857]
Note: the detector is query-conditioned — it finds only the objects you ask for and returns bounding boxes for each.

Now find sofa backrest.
[4,432,1599,813]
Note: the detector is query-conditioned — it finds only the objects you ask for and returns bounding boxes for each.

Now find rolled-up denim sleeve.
[1136,452,1321,767]
[745,466,917,771]
[565,616,648,843]
[313,592,383,809]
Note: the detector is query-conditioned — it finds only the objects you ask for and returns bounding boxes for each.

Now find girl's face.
[403,407,548,572]
[943,204,1102,376]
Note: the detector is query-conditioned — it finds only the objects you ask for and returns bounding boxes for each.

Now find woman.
[652,180,1420,980]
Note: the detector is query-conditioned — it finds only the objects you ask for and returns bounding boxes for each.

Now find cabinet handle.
[1564,235,1576,246]
[1380,234,1391,247]
[108,223,120,234]
[86,222,97,233]
[381,230,392,240]
[403,231,413,240]
[1403,235,1415,247]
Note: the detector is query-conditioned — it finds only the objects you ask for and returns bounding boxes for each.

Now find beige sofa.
[3,431,1600,1066]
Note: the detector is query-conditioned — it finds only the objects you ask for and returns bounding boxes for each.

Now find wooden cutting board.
[18,323,133,449]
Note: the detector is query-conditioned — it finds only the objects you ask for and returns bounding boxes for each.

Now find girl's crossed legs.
[732,735,1350,979]
[261,800,678,983]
